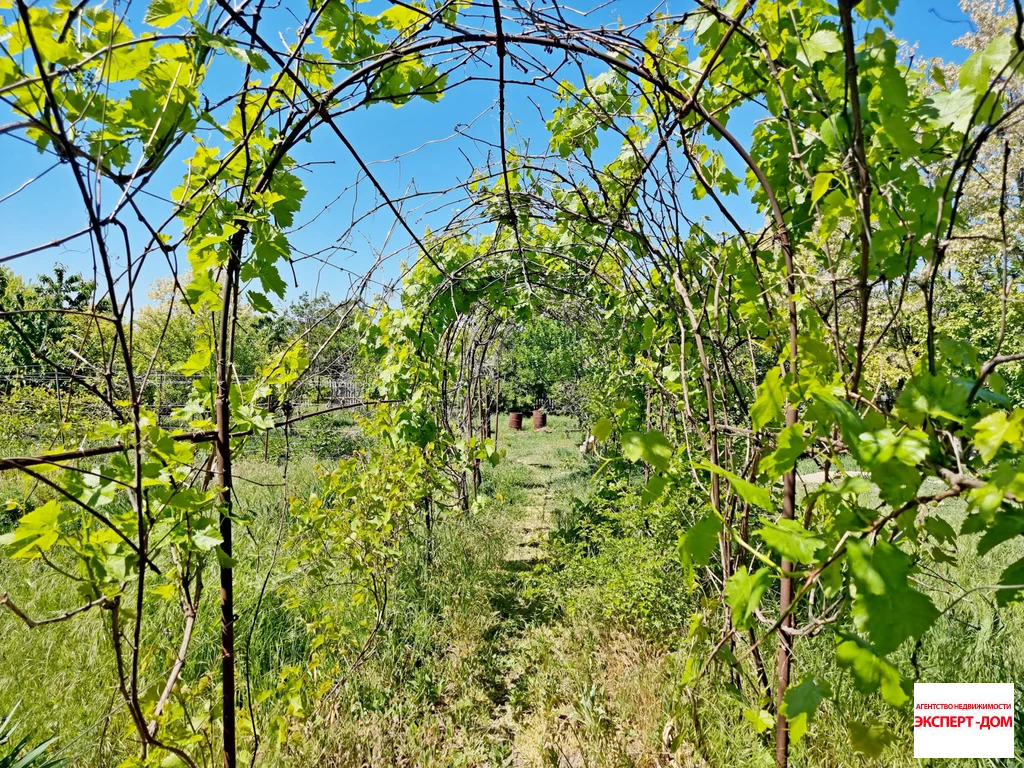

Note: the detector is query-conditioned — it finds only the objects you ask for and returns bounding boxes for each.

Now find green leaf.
[835,638,907,706]
[782,676,827,743]
[234,47,270,72]
[870,460,920,508]
[858,428,929,468]
[641,475,668,505]
[68,470,118,509]
[178,338,211,376]
[268,171,306,228]
[724,566,771,629]
[700,461,774,511]
[184,270,222,311]
[973,410,1023,463]
[995,556,1024,607]
[742,708,773,734]
[758,518,825,564]
[191,518,222,551]
[759,423,807,481]
[640,430,673,471]
[215,546,237,569]
[0,500,65,559]
[819,116,848,149]
[677,513,722,589]
[160,751,188,767]
[620,429,673,471]
[849,721,896,758]
[592,417,614,443]
[880,115,918,155]
[193,24,270,71]
[811,171,834,203]
[801,28,842,64]
[925,88,978,135]
[144,0,191,28]
[640,316,656,350]
[975,510,1024,556]
[820,558,844,598]
[751,366,784,431]
[247,291,276,314]
[621,431,644,462]
[846,539,937,654]
[107,42,154,82]
[808,388,866,456]
[923,515,956,546]
[378,4,427,32]
[959,35,1013,92]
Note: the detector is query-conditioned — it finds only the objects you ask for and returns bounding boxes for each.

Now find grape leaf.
[725,566,771,629]
[677,513,722,589]
[592,417,613,442]
[801,29,842,65]
[0,500,65,559]
[700,461,774,511]
[995,556,1024,607]
[849,720,895,758]
[846,539,937,654]
[782,676,827,743]
[742,708,773,734]
[642,475,668,505]
[751,366,784,431]
[835,638,907,706]
[144,0,190,28]
[870,460,920,509]
[973,410,1023,463]
[758,518,825,564]
[620,429,673,471]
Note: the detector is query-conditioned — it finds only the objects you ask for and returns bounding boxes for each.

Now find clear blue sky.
[0,1,976,307]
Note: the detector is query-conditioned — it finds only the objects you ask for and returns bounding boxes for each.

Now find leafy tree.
[134,275,271,377]
[500,314,589,412]
[0,265,101,371]
[928,0,1024,404]
[258,292,358,376]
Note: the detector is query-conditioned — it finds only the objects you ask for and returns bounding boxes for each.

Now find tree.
[134,275,272,377]
[0,265,101,371]
[500,314,589,412]
[259,292,359,376]
[929,0,1024,404]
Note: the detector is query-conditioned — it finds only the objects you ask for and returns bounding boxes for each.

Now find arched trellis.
[2,1,1024,766]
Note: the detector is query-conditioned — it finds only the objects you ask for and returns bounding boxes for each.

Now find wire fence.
[0,367,365,424]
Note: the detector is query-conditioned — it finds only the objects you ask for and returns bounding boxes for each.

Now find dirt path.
[796,470,867,486]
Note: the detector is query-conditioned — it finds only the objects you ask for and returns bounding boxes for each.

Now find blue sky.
[0,1,976,307]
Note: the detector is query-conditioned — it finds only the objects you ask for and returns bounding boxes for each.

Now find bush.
[547,472,696,638]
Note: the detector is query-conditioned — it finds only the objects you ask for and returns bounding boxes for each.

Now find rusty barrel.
[509,411,523,430]
[532,409,546,429]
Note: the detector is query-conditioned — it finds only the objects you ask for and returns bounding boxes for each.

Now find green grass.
[0,456,327,766]
[2,419,1024,766]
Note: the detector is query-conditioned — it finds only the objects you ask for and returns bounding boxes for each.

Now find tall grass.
[2,419,1023,766]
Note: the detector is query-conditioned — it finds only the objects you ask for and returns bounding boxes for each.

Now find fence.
[0,367,363,420]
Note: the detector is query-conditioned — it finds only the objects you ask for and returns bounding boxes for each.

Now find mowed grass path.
[498,417,582,567]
